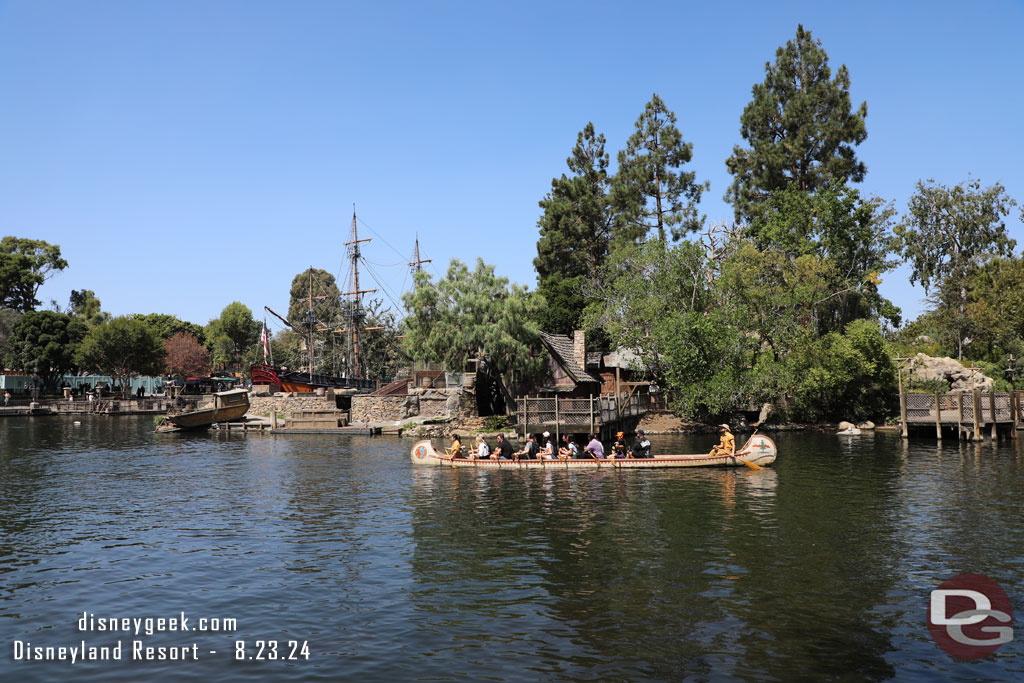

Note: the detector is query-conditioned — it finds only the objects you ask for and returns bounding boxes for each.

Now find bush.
[482,415,511,432]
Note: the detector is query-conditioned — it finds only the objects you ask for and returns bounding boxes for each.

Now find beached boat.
[410,435,777,469]
[157,389,250,431]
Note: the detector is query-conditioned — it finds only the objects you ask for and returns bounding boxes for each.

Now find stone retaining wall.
[248,394,336,417]
[350,389,477,424]
[249,388,480,424]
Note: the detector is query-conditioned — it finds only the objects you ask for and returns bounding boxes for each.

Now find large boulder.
[907,353,993,392]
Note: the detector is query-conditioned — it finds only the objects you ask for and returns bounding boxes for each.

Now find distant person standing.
[3,389,10,407]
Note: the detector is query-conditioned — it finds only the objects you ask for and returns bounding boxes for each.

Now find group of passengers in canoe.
[446,423,737,461]
[446,430,653,461]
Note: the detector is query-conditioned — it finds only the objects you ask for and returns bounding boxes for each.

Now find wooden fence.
[516,393,653,438]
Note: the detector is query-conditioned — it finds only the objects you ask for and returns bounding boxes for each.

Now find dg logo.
[928,573,1013,659]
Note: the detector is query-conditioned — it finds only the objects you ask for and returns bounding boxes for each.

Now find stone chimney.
[573,330,586,370]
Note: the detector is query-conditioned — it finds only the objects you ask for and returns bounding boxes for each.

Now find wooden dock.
[900,389,1021,440]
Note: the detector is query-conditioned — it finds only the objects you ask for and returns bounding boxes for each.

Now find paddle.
[734,429,764,470]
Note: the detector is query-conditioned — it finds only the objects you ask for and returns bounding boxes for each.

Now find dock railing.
[900,389,1020,440]
[517,393,653,439]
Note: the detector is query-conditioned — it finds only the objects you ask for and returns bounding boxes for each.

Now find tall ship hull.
[250,363,377,393]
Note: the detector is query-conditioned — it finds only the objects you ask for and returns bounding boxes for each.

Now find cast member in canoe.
[709,424,735,457]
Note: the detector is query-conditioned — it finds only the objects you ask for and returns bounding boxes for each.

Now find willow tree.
[612,94,707,244]
[726,25,868,221]
[402,258,543,379]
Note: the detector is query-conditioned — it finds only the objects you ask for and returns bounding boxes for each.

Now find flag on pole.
[261,321,270,362]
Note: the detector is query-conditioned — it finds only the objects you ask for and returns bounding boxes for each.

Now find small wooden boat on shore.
[410,435,777,469]
[156,389,250,432]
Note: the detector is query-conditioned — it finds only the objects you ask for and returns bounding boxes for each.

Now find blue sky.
[1,1,1022,332]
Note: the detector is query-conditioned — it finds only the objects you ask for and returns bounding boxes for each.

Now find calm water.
[1,416,1022,681]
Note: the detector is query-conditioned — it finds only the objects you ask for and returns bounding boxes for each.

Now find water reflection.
[2,421,1023,681]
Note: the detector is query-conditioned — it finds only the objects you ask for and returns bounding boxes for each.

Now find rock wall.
[350,388,477,424]
[248,394,336,417]
[249,388,480,424]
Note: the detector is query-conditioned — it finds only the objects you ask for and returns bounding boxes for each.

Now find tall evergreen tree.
[534,123,612,334]
[725,25,868,221]
[612,94,707,243]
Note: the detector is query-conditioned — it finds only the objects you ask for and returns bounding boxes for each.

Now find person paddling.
[709,424,735,457]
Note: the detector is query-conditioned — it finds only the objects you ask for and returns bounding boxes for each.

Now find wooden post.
[589,394,594,437]
[957,393,964,440]
[897,356,908,438]
[899,390,908,439]
[1012,391,1019,439]
[935,389,942,439]
[554,396,560,445]
[972,389,982,442]
[989,391,997,441]
[523,396,529,441]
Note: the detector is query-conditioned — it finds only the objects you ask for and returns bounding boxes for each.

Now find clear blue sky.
[1,1,1022,333]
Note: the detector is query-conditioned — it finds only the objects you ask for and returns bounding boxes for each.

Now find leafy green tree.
[132,313,206,344]
[0,308,21,361]
[402,258,543,378]
[205,302,261,369]
[287,268,343,327]
[612,94,707,243]
[895,178,1018,359]
[746,184,900,330]
[725,25,868,221]
[585,240,754,417]
[784,319,896,422]
[67,290,110,328]
[77,317,165,397]
[4,311,87,391]
[356,299,406,380]
[534,123,613,334]
[0,237,69,312]
[959,256,1024,361]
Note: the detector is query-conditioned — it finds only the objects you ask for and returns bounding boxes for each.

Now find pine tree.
[534,123,612,334]
[725,25,868,221]
[612,94,707,244]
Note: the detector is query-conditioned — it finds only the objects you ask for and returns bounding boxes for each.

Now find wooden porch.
[899,389,1022,440]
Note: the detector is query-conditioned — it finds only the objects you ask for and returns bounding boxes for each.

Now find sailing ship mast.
[341,207,377,378]
[409,235,431,274]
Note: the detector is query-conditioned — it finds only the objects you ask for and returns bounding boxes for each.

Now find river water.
[1,416,1022,681]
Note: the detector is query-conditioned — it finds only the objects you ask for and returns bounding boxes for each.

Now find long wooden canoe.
[410,435,777,469]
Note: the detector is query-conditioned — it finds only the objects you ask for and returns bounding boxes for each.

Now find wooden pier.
[899,389,1021,440]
